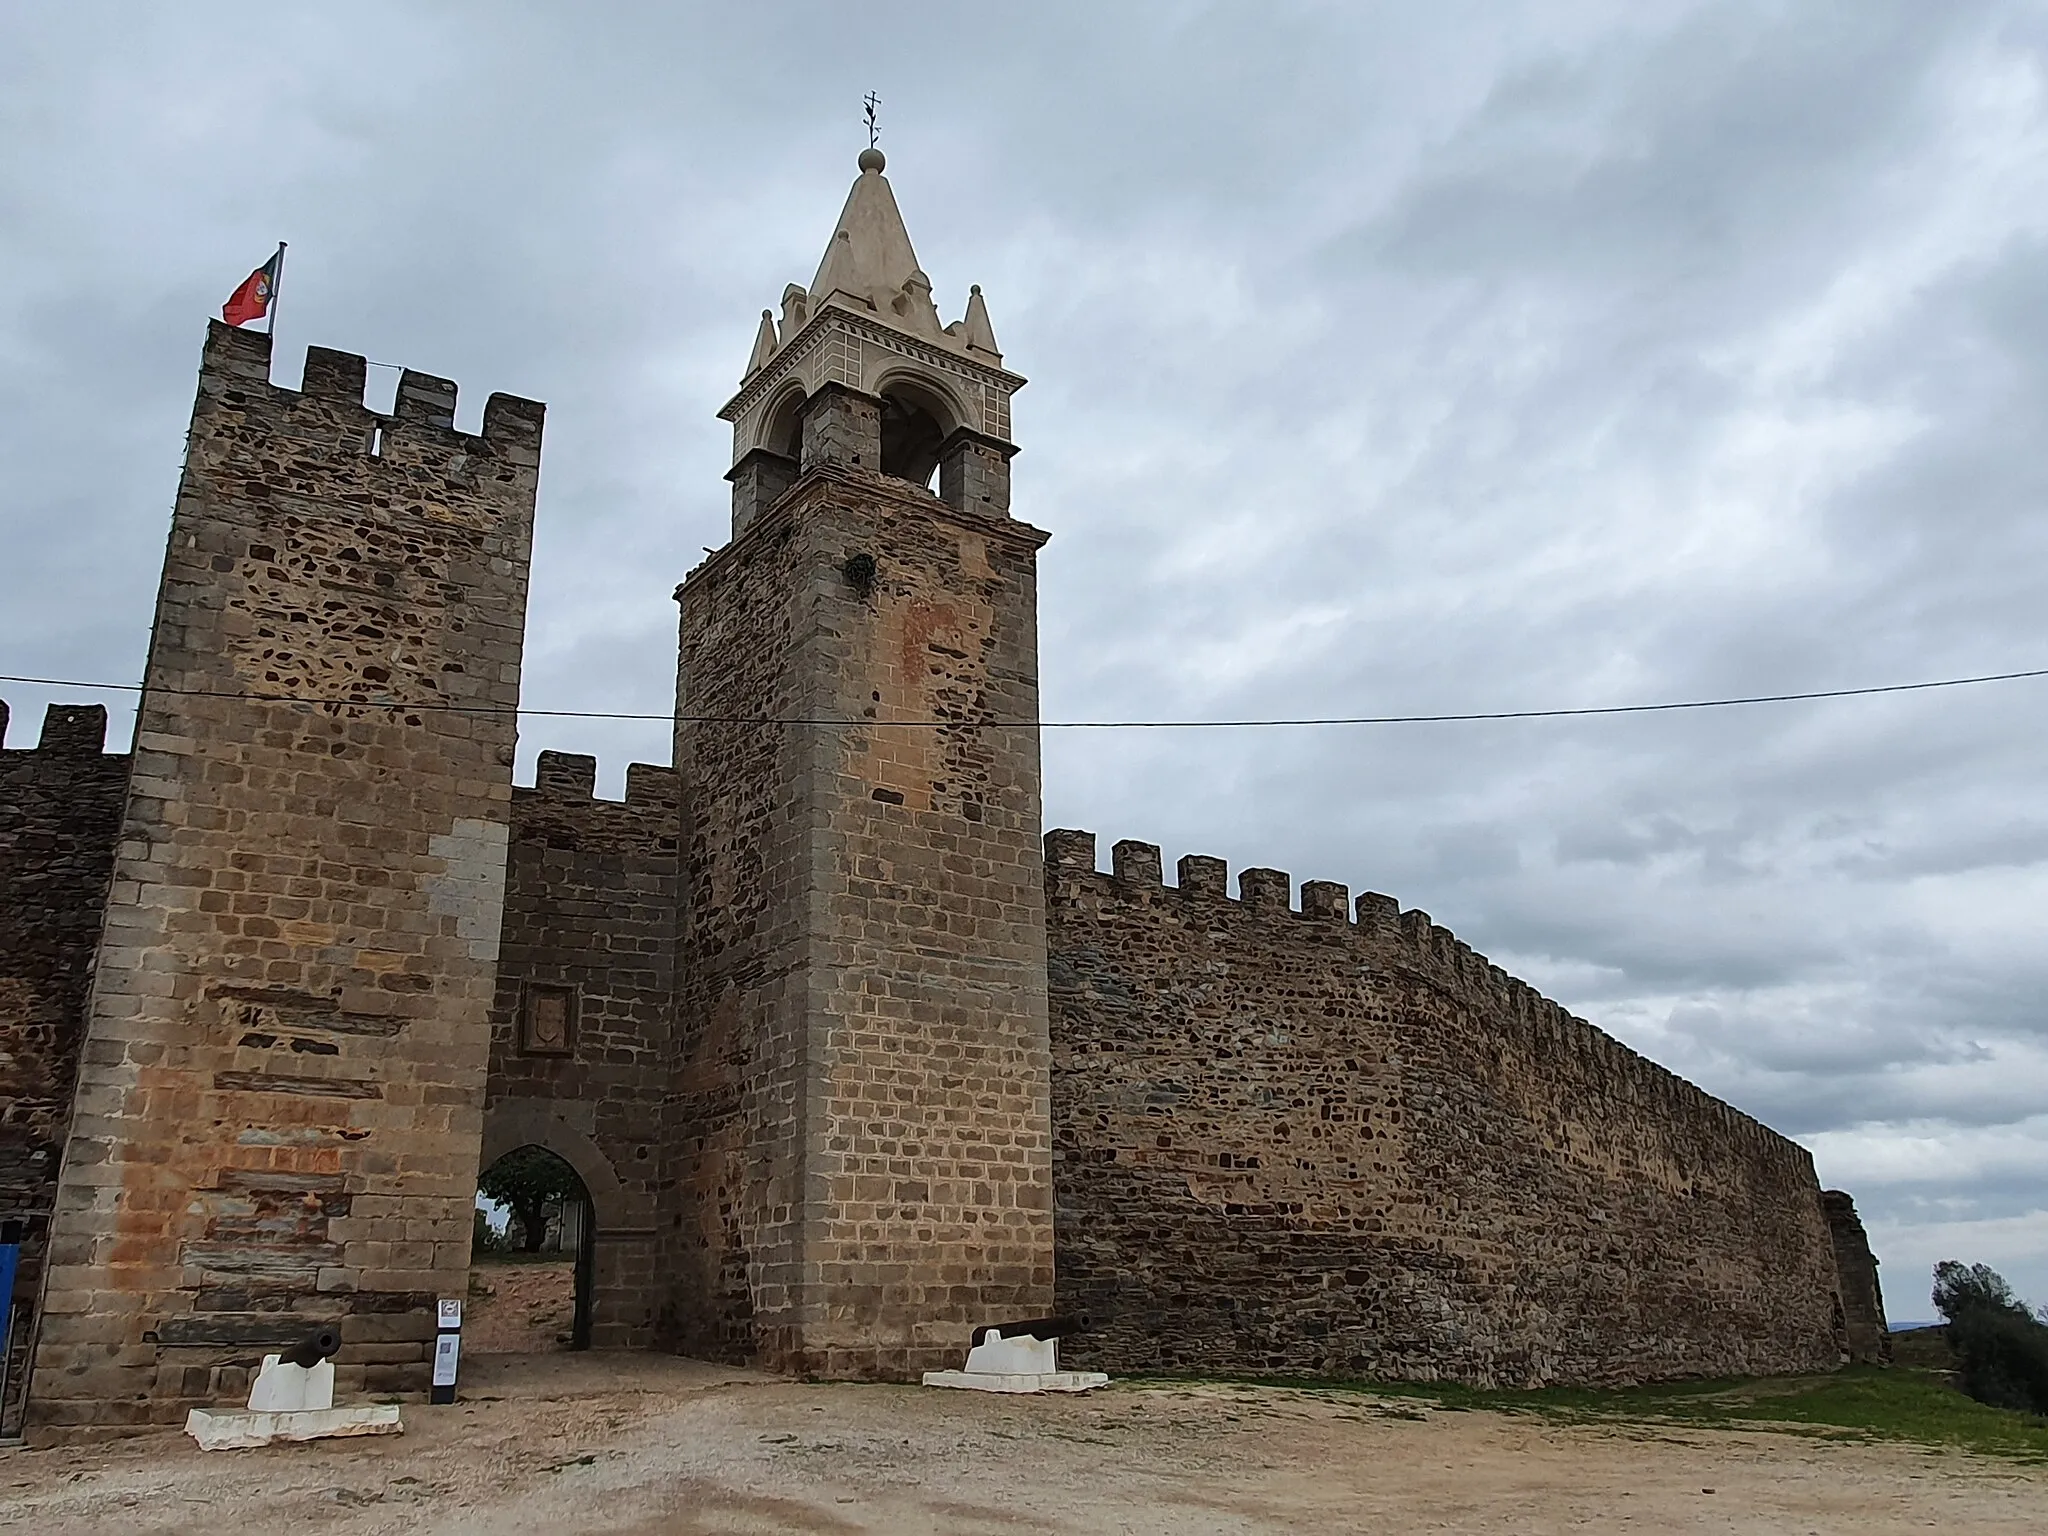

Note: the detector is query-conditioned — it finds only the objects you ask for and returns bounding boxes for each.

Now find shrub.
[1932,1260,2048,1417]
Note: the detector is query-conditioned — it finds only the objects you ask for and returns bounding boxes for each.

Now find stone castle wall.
[666,477,821,1364]
[669,463,1055,1377]
[484,750,681,1348]
[1823,1190,1891,1366]
[1044,831,1845,1386]
[29,323,544,1428]
[0,703,128,1425]
[0,290,1888,1416]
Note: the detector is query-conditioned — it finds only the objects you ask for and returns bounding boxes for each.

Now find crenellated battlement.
[1044,828,1806,1167]
[4,152,1864,1411]
[522,750,681,810]
[533,749,600,797]
[24,317,546,1428]
[0,701,116,756]
[142,321,549,723]
[202,321,546,458]
[511,751,681,858]
[191,323,544,539]
[489,757,682,1352]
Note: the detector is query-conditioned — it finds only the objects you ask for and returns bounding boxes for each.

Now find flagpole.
[267,242,288,338]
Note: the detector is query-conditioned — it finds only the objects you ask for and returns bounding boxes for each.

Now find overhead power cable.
[3,666,2044,729]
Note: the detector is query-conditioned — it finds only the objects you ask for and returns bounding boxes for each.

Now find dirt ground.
[465,1258,577,1353]
[2,1353,2043,1534]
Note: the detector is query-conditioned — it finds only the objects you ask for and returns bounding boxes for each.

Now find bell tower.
[668,150,1054,1377]
[721,146,1021,534]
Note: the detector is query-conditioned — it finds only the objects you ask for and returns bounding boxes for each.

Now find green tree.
[1932,1260,2048,1416]
[477,1145,582,1253]
[1933,1261,2026,1322]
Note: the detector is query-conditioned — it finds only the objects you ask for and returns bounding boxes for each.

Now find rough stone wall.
[1822,1189,1891,1365]
[670,465,1054,1378]
[484,750,680,1347]
[29,322,543,1429]
[0,703,128,1425]
[1046,832,1843,1387]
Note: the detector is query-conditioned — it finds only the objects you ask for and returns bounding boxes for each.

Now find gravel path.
[2,1353,2042,1533]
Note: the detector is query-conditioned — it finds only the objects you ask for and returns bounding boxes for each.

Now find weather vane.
[863,92,882,149]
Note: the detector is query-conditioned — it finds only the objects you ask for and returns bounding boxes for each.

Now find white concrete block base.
[921,1369,1110,1394]
[184,1404,403,1450]
[923,1322,1109,1393]
[247,1355,334,1413]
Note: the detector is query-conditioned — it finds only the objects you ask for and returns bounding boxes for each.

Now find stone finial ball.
[859,147,886,173]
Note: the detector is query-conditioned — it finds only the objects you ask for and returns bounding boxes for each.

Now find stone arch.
[479,1099,629,1236]
[873,368,963,489]
[760,382,809,462]
[477,1102,634,1353]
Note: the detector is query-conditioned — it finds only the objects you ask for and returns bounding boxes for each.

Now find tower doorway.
[471,1144,594,1353]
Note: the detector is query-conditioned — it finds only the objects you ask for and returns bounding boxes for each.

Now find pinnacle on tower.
[748,150,1003,364]
[960,284,1000,361]
[808,148,943,337]
[745,309,779,376]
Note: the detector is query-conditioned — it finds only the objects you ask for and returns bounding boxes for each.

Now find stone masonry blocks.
[1046,837,1852,1387]
[800,386,882,476]
[938,430,1013,518]
[27,321,543,1429]
[5,220,1888,1416]
[0,704,130,1432]
[483,759,680,1349]
[671,464,1054,1379]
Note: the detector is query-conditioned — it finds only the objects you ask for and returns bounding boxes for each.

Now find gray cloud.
[5,0,2047,1306]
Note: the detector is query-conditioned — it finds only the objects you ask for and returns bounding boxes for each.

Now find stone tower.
[29,323,543,1427]
[668,149,1054,1376]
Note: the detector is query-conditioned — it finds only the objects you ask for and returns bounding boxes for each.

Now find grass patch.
[1130,1365,2048,1464]
[1888,1325,1955,1372]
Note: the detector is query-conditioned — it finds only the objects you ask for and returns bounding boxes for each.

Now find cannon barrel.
[280,1327,342,1369]
[969,1315,1087,1348]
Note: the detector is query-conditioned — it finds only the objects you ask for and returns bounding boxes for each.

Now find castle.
[0,151,1887,1431]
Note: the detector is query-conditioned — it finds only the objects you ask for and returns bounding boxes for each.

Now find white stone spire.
[808,148,944,339]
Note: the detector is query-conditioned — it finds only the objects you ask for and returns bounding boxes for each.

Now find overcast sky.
[4,1,2045,1317]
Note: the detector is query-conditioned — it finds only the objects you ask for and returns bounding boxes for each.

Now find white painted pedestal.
[185,1404,403,1450]
[921,1327,1109,1395]
[920,1368,1110,1394]
[184,1349,403,1449]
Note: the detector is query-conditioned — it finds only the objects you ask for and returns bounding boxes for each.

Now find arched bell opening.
[877,375,958,491]
[472,1143,594,1353]
[762,384,808,463]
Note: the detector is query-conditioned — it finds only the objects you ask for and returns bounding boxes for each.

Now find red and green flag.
[222,243,286,328]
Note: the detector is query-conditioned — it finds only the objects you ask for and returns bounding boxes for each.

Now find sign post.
[431,1297,462,1405]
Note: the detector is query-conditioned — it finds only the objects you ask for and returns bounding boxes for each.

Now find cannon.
[187,1323,401,1448]
[969,1316,1086,1348]
[280,1327,342,1370]
[926,1314,1108,1394]
[245,1328,343,1413]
